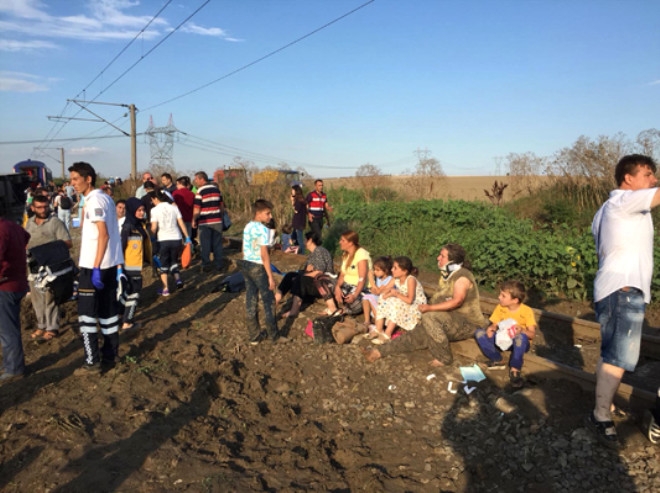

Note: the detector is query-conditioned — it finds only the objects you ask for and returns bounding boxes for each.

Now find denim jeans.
[239,260,278,341]
[0,290,27,375]
[58,208,71,231]
[475,328,530,370]
[199,225,223,269]
[596,287,645,371]
[295,229,305,254]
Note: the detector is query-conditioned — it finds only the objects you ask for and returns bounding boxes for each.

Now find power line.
[0,134,141,145]
[35,1,207,154]
[143,0,377,111]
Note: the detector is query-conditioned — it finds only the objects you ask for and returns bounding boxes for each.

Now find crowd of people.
[0,155,659,449]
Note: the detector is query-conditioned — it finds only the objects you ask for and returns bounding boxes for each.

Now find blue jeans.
[294,229,305,254]
[0,290,27,375]
[199,225,223,269]
[58,208,71,231]
[239,260,278,341]
[475,327,530,371]
[596,288,645,371]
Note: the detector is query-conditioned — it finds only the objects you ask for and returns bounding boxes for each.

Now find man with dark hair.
[0,218,30,382]
[161,173,176,194]
[306,179,332,239]
[25,195,72,341]
[173,176,195,240]
[193,171,225,272]
[587,154,659,448]
[69,161,124,374]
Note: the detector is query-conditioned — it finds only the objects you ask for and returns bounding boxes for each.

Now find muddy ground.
[1,243,659,492]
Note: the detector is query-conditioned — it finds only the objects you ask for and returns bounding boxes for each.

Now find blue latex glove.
[116,265,123,281]
[92,267,104,290]
[184,237,192,245]
[152,255,161,269]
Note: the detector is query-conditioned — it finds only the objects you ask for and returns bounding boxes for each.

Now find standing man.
[24,194,72,341]
[0,217,30,382]
[588,154,660,448]
[161,173,177,194]
[192,171,224,273]
[306,179,332,240]
[69,161,124,374]
[55,188,74,231]
[135,172,154,199]
[173,176,195,241]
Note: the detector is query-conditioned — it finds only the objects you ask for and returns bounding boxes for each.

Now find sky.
[0,0,658,180]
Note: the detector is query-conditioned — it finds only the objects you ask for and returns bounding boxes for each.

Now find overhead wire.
[142,0,377,111]
[34,0,205,153]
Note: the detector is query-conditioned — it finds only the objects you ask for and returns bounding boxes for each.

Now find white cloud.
[649,80,660,86]
[181,23,227,37]
[69,146,103,155]
[0,0,235,47]
[0,39,58,51]
[0,75,48,92]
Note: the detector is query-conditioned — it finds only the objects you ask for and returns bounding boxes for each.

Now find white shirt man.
[588,154,660,449]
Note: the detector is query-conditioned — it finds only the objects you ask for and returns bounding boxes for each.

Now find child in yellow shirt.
[475,280,537,388]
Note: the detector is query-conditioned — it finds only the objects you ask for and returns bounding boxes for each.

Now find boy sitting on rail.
[474,280,537,388]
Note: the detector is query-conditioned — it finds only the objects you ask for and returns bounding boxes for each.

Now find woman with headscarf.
[362,243,487,367]
[119,197,152,330]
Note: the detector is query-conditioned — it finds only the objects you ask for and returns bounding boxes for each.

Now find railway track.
[226,239,659,408]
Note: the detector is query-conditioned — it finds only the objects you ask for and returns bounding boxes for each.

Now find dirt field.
[1,240,658,492]
[323,175,553,203]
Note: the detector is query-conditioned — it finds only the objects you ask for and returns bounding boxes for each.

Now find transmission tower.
[145,114,180,168]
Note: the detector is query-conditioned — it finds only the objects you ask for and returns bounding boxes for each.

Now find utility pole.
[60,147,65,179]
[48,99,138,180]
[130,104,137,180]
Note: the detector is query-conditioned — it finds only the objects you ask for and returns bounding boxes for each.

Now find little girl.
[369,256,427,345]
[361,256,395,330]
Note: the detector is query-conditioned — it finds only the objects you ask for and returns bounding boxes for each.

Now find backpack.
[59,195,72,210]
[216,272,245,293]
[312,313,343,344]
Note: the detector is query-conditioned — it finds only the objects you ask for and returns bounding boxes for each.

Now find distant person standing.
[0,218,30,383]
[55,189,74,231]
[587,154,660,448]
[306,179,332,239]
[291,185,307,254]
[172,176,195,241]
[192,172,225,272]
[160,173,177,194]
[135,172,154,199]
[69,161,124,374]
[24,195,72,341]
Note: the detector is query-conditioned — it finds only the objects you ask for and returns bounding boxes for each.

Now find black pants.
[309,215,324,239]
[78,267,120,365]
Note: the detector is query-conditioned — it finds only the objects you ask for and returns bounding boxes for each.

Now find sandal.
[40,330,59,341]
[31,329,45,339]
[585,412,620,449]
[372,332,391,345]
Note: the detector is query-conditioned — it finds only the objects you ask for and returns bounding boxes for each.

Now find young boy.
[474,280,537,388]
[241,200,280,344]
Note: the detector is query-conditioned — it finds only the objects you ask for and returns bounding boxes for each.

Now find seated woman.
[362,243,486,367]
[333,230,372,316]
[368,256,427,345]
[275,231,336,318]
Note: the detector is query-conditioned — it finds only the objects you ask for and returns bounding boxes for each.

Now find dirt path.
[1,247,658,492]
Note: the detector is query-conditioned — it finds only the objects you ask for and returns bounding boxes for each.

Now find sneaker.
[158,288,170,297]
[486,360,506,371]
[249,332,266,346]
[509,369,524,388]
[176,280,184,290]
[642,409,660,445]
[73,363,101,376]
